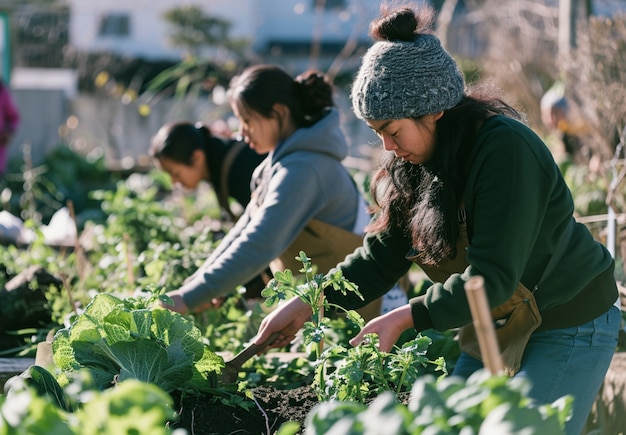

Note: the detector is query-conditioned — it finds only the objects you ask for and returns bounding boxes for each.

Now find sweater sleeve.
[327,225,413,309]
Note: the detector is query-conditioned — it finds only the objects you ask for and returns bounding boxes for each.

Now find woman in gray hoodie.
[162,65,395,318]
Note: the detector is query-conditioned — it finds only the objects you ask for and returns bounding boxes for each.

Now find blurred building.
[65,0,383,71]
[7,0,392,169]
[9,0,625,169]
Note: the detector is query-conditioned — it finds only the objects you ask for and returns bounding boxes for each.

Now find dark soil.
[172,385,319,434]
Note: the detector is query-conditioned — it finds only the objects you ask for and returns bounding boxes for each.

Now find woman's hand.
[254,297,312,350]
[349,304,414,352]
[159,291,190,315]
[160,291,221,315]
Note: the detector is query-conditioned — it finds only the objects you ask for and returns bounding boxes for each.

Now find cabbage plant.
[52,291,223,394]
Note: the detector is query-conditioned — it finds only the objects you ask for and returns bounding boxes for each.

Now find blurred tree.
[162,5,248,60]
[130,6,253,116]
[564,14,626,163]
[12,3,68,68]
[461,0,560,129]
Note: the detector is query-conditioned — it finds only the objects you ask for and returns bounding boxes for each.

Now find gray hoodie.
[179,108,367,309]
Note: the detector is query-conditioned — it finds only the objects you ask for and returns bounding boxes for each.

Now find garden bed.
[173,385,318,434]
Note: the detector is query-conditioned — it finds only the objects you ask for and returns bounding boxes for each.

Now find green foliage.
[0,169,241,359]
[561,163,609,218]
[162,5,248,57]
[262,251,365,361]
[315,334,446,402]
[1,373,178,435]
[262,252,446,402]
[92,179,182,254]
[303,371,572,434]
[52,289,224,394]
[142,6,249,109]
[242,353,315,390]
[137,226,217,290]
[6,365,74,412]
[2,145,114,226]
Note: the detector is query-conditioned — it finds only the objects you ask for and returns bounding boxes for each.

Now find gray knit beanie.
[351,34,465,120]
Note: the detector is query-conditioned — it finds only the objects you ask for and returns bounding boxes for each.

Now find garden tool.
[222,332,280,383]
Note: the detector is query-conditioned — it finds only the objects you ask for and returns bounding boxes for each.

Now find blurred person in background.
[0,78,20,180]
[150,120,266,222]
[150,120,271,298]
[540,83,592,167]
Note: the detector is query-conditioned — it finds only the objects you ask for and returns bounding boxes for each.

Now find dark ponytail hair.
[228,64,334,128]
[149,121,212,165]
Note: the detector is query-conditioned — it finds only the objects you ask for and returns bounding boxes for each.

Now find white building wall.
[68,0,191,59]
[66,0,381,60]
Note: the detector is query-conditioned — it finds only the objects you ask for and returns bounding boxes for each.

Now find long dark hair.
[365,6,522,266]
[228,64,334,128]
[149,121,212,164]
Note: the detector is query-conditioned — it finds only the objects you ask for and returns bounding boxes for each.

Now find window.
[97,13,130,37]
[312,0,347,11]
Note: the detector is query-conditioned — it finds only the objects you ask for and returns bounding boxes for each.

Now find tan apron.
[406,220,541,376]
[270,218,384,322]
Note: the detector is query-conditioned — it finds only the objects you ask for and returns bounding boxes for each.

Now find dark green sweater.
[329,116,617,333]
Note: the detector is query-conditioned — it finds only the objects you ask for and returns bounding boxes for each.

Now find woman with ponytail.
[162,65,387,320]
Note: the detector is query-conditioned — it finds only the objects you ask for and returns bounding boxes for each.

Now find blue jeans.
[452,305,620,435]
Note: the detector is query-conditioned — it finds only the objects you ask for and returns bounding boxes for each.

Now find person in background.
[150,121,271,297]
[161,65,400,319]
[0,78,20,179]
[150,121,266,222]
[540,83,591,166]
[254,5,619,435]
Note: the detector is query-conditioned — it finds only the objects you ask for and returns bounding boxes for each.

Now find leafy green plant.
[262,252,446,402]
[302,371,572,434]
[51,287,224,395]
[91,179,182,255]
[262,251,365,361]
[0,170,249,359]
[1,370,178,435]
[315,333,446,402]
[2,145,113,227]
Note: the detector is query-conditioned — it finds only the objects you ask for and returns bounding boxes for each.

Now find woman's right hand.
[254,297,312,350]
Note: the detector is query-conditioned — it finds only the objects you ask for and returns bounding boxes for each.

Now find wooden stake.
[464,276,504,375]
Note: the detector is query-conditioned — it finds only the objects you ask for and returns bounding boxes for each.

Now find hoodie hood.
[271,108,348,163]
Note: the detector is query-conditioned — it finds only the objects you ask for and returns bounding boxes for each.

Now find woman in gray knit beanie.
[254,5,619,435]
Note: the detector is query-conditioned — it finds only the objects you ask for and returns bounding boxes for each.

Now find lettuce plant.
[1,373,179,435]
[52,288,224,394]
